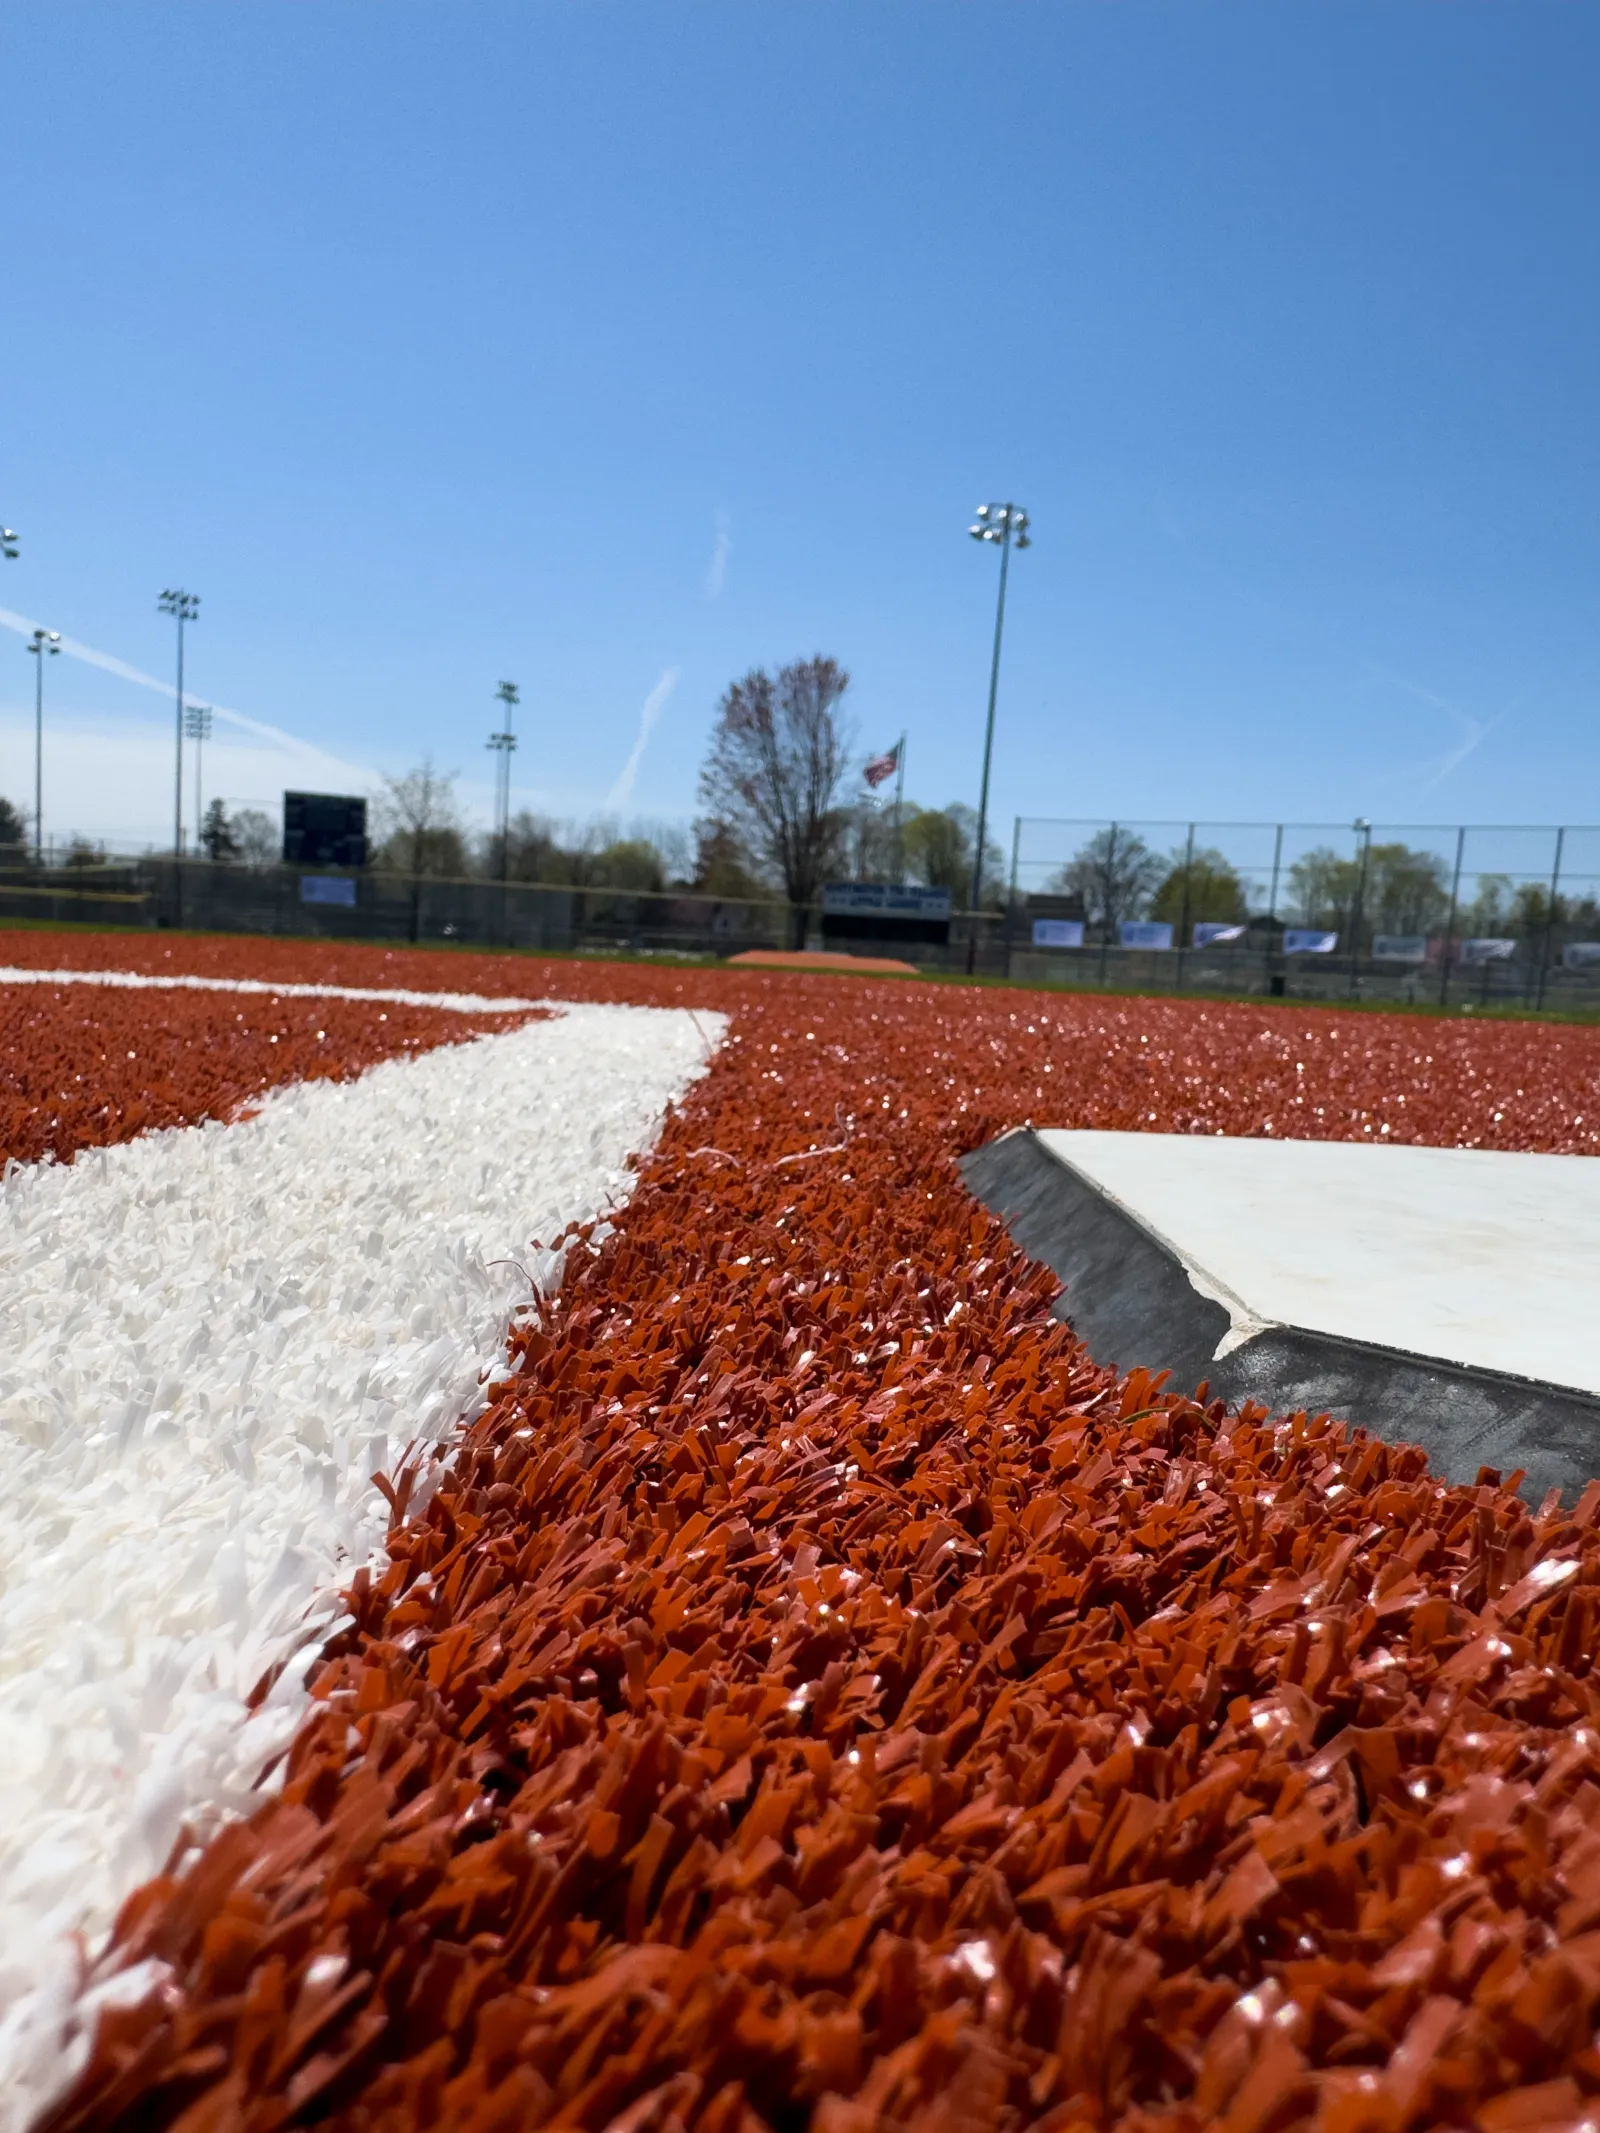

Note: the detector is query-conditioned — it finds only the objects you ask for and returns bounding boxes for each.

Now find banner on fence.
[1284,929,1338,954]
[1565,943,1600,970]
[1460,937,1516,965]
[1120,921,1174,951]
[1032,918,1084,949]
[1372,935,1428,963]
[1193,922,1247,947]
[300,875,357,908]
[823,882,952,918]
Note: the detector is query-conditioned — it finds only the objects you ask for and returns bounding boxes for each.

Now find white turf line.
[0,963,543,1014]
[0,1001,724,2128]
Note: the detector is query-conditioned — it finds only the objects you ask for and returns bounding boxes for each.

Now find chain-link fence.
[1008,818,1600,1005]
[5,823,1600,1007]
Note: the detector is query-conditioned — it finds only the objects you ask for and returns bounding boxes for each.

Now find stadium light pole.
[965,502,1030,972]
[487,680,519,882]
[1,526,18,560]
[158,589,200,855]
[27,627,60,866]
[184,702,213,853]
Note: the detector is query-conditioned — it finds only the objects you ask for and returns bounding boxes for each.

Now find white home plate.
[963,1127,1600,1509]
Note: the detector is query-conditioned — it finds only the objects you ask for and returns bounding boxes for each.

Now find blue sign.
[301,875,357,907]
[1033,918,1084,948]
[1460,937,1515,964]
[822,882,952,918]
[1373,934,1428,963]
[1120,921,1173,951]
[1284,929,1338,954]
[1193,922,1246,947]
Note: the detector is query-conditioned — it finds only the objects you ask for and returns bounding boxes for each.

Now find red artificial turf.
[33,938,1600,2132]
[0,981,538,1167]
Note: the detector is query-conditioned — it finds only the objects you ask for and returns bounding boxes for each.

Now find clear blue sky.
[3,2,1597,854]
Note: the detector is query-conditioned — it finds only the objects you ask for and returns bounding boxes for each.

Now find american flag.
[863,743,899,788]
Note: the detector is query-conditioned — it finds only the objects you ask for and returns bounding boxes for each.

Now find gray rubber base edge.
[960,1127,1600,1506]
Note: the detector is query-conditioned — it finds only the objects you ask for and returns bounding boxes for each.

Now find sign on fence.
[1372,935,1428,963]
[300,875,357,907]
[1460,938,1516,964]
[1564,943,1600,970]
[1193,922,1247,947]
[1284,929,1338,954]
[1032,918,1084,949]
[821,881,951,947]
[1120,921,1174,951]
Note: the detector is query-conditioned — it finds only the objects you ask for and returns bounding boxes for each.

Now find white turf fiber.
[0,1001,722,2126]
[0,963,545,1013]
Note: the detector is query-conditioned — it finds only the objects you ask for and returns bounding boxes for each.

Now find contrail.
[704,511,731,600]
[0,605,379,785]
[606,667,679,813]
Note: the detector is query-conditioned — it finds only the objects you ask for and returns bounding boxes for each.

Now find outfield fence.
[4,819,1600,1009]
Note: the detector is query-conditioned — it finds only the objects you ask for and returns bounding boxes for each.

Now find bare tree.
[1051,827,1165,939]
[698,657,852,948]
[372,762,464,878]
[231,808,279,867]
[372,761,463,942]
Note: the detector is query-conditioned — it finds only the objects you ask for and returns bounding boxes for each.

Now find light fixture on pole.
[26,627,60,866]
[1,527,18,561]
[965,501,1031,971]
[184,701,214,853]
[158,589,200,856]
[486,680,519,882]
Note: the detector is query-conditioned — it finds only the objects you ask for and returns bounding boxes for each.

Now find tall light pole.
[27,628,60,866]
[185,702,213,853]
[965,501,1030,970]
[1,526,18,560]
[486,680,519,881]
[158,589,200,855]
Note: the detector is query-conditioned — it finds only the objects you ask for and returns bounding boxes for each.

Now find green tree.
[199,798,240,862]
[900,803,1004,909]
[0,795,28,857]
[1365,843,1450,935]
[1150,847,1248,928]
[692,819,767,899]
[591,838,665,893]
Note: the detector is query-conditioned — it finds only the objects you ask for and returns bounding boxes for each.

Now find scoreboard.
[282,792,367,868]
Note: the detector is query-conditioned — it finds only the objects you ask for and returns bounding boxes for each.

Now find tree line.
[1046,826,1600,947]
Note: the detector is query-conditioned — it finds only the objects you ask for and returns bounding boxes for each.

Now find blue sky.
[2,2,1598,855]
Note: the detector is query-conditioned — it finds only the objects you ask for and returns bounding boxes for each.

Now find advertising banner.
[1193,922,1247,947]
[822,883,952,918]
[1283,929,1338,954]
[1459,938,1516,964]
[1032,918,1084,949]
[300,876,357,908]
[1120,921,1174,951]
[1372,935,1428,963]
[1565,943,1600,970]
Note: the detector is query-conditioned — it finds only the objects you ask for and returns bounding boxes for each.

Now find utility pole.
[487,681,519,880]
[965,502,1030,973]
[27,628,60,866]
[892,730,907,883]
[158,589,200,855]
[185,703,213,853]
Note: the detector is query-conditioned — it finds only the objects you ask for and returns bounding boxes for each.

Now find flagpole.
[892,731,906,882]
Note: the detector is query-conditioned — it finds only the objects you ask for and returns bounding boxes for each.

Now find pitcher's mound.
[728,949,919,975]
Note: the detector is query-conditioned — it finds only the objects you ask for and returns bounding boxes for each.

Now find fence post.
[1004,816,1021,980]
[1175,822,1195,992]
[1536,826,1565,1012]
[1439,826,1465,1007]
[1098,823,1116,986]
